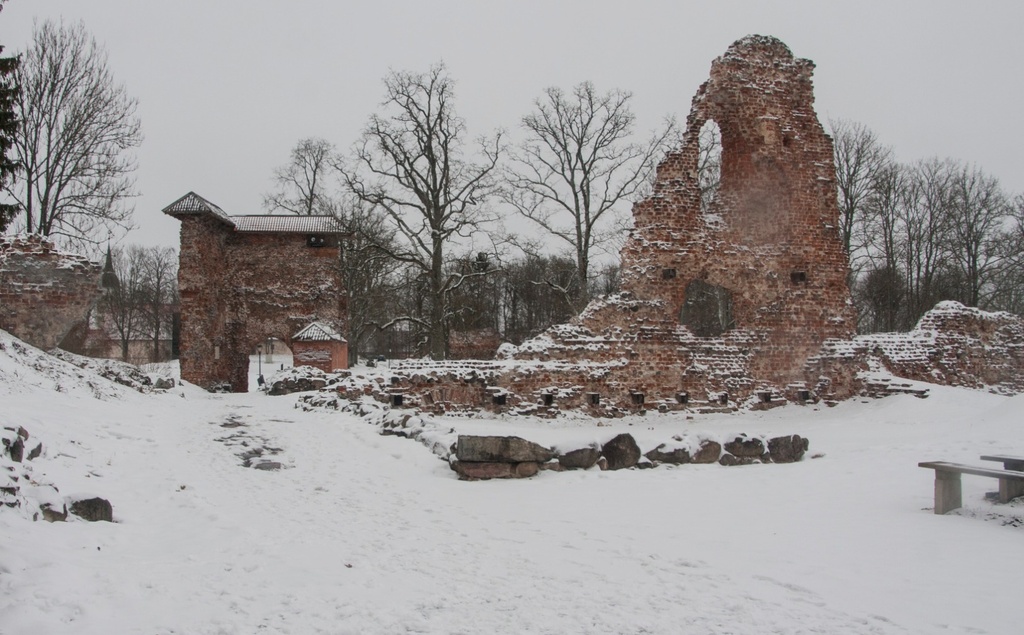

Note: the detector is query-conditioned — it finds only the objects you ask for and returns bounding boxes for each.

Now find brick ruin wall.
[0,235,103,351]
[176,216,347,391]
[339,35,1024,415]
[503,35,857,408]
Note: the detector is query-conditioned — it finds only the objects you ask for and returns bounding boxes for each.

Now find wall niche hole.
[680,279,735,337]
[791,271,807,285]
[662,268,677,280]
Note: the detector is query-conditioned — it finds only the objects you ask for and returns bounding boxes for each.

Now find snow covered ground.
[2,331,1022,634]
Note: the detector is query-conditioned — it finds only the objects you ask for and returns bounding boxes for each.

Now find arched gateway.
[163,192,349,391]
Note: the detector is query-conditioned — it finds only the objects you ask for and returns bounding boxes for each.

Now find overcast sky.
[3,0,1023,249]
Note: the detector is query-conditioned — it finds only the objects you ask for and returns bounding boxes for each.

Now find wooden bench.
[918,461,1024,514]
[980,455,1024,471]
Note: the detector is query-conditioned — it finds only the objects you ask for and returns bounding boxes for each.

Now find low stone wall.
[295,391,811,481]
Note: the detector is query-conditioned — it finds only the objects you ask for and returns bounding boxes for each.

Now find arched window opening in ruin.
[697,119,722,214]
[680,279,735,337]
[248,337,293,391]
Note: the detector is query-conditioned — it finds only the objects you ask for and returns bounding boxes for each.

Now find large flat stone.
[451,460,540,481]
[456,435,553,463]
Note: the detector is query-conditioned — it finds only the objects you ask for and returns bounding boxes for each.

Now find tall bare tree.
[5,20,141,247]
[263,137,340,216]
[502,82,676,308]
[946,164,1009,308]
[100,245,147,361]
[336,197,405,363]
[829,118,893,263]
[140,246,177,363]
[339,63,502,360]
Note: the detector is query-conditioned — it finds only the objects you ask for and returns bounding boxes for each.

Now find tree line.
[830,119,1024,333]
[1,17,1020,363]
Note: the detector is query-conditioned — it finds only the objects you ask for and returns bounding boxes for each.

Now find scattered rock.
[724,435,766,459]
[253,461,282,471]
[767,434,809,463]
[69,497,113,522]
[719,453,759,466]
[27,442,42,461]
[645,444,692,465]
[456,435,553,464]
[557,446,601,470]
[601,433,641,470]
[692,440,722,464]
[6,436,24,462]
[152,377,176,390]
[450,460,540,480]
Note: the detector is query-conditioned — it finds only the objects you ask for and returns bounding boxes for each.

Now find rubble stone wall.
[0,235,103,351]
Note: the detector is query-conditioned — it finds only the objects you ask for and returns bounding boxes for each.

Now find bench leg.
[934,471,963,514]
[998,478,1024,504]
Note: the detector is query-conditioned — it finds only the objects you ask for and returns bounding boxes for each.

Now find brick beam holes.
[680,279,735,337]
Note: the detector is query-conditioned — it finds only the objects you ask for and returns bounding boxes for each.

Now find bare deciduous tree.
[502,82,676,308]
[336,197,405,363]
[829,119,892,261]
[263,137,340,216]
[946,164,1009,308]
[6,19,141,247]
[100,245,147,361]
[140,246,177,363]
[339,63,502,360]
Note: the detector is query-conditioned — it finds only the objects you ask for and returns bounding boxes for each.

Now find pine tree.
[0,1,20,232]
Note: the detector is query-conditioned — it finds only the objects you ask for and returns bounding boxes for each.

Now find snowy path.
[2,371,1023,633]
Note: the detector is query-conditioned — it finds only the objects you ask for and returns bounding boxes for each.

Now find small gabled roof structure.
[293,321,346,342]
[162,191,235,227]
[162,192,348,235]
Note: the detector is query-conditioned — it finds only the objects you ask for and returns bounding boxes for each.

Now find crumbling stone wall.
[506,35,855,407]
[169,196,348,392]
[0,235,103,351]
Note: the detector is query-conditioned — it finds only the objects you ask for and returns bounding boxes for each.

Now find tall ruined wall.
[176,215,232,390]
[508,35,856,407]
[0,235,103,351]
[175,216,347,392]
[222,233,346,391]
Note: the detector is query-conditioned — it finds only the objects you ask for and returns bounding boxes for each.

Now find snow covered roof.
[161,192,235,227]
[293,321,346,342]
[231,215,346,234]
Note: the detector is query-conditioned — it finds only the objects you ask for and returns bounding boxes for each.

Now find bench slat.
[918,462,1024,481]
[979,454,1024,462]
[980,455,1024,470]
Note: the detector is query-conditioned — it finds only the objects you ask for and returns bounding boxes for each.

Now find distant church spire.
[101,245,120,290]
